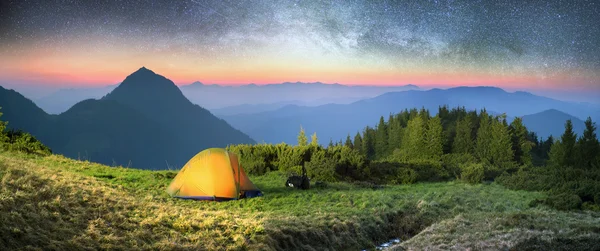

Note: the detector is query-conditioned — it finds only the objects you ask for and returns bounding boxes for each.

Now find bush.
[442,153,476,179]
[405,160,448,182]
[460,163,484,184]
[545,192,582,210]
[241,156,268,175]
[395,168,418,185]
[5,130,51,156]
[366,161,399,184]
[305,150,337,182]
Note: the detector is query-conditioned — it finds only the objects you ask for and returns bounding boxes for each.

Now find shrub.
[395,168,418,185]
[305,150,337,182]
[5,130,51,156]
[460,163,484,184]
[545,192,582,210]
[442,153,476,179]
[241,156,268,175]
[366,161,399,184]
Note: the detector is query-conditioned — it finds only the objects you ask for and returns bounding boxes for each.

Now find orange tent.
[166,148,262,201]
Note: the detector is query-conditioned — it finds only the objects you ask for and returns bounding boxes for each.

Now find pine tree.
[453,116,474,154]
[540,135,554,160]
[475,110,493,163]
[509,117,533,166]
[577,117,599,169]
[375,116,388,158]
[388,114,403,152]
[560,120,577,168]
[310,132,319,146]
[354,132,363,154]
[345,134,353,149]
[548,140,564,168]
[425,115,444,160]
[297,126,308,147]
[400,116,426,160]
[362,127,375,160]
[328,139,334,148]
[489,115,514,170]
[418,107,430,122]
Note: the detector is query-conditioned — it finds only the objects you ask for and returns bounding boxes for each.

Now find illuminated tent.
[166,148,263,201]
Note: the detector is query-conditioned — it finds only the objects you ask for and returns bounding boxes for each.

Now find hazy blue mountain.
[0,67,255,169]
[521,109,596,140]
[0,86,52,137]
[180,81,420,109]
[210,101,304,116]
[102,67,255,160]
[45,99,174,167]
[34,85,117,114]
[223,87,600,145]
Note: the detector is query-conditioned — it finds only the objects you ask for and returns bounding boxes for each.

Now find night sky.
[0,0,599,92]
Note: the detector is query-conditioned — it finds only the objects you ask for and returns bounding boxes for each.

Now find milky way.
[0,0,599,89]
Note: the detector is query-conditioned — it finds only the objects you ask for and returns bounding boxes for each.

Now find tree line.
[227,106,600,210]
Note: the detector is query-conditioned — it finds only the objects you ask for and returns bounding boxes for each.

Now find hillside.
[34,85,117,114]
[0,68,255,169]
[2,151,599,250]
[522,109,593,140]
[223,87,600,145]
[0,86,52,137]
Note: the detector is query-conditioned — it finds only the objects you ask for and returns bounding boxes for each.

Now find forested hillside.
[227,106,600,210]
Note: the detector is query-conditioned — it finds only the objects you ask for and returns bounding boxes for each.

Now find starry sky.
[0,0,599,93]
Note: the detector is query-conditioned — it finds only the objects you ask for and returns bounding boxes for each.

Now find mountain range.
[0,67,254,169]
[29,81,420,114]
[34,85,118,114]
[221,87,600,145]
[179,81,420,109]
[2,68,599,168]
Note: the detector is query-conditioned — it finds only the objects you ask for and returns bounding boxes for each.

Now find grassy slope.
[1,151,599,250]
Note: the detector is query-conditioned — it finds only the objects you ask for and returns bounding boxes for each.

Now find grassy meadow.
[2,151,599,250]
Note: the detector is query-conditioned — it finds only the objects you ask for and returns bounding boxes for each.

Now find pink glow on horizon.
[0,65,598,92]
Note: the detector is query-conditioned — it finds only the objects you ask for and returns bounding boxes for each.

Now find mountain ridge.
[0,68,255,169]
[222,87,600,145]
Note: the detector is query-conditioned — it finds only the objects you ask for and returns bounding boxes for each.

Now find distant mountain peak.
[133,66,153,74]
[103,67,187,105]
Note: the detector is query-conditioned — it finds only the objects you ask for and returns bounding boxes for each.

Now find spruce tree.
[548,140,564,168]
[388,114,403,152]
[541,135,554,160]
[354,132,363,154]
[297,126,308,147]
[425,115,444,160]
[375,116,388,158]
[577,117,599,169]
[560,120,577,167]
[453,116,474,154]
[345,134,353,149]
[362,127,375,160]
[509,117,533,166]
[475,110,493,164]
[490,115,515,170]
[400,116,426,160]
[310,132,319,146]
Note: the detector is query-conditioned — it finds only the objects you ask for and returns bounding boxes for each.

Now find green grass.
[1,151,599,250]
